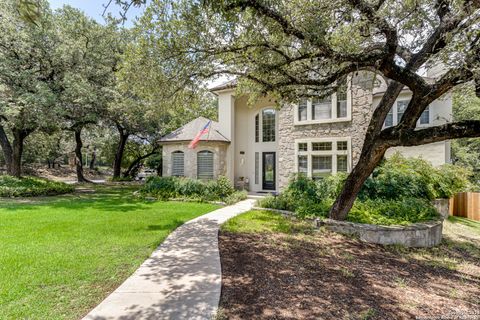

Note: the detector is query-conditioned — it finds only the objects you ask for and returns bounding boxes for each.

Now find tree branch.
[383,120,480,147]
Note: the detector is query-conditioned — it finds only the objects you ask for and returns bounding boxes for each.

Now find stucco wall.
[162,142,228,179]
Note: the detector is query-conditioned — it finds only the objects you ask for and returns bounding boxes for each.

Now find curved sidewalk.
[83,199,256,320]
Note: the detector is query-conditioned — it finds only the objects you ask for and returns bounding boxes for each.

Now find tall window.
[298,99,308,121]
[262,109,276,142]
[397,100,409,122]
[197,150,214,179]
[312,97,332,120]
[298,155,308,176]
[254,152,259,184]
[171,151,184,176]
[255,114,259,142]
[420,106,430,124]
[337,81,348,118]
[296,139,350,178]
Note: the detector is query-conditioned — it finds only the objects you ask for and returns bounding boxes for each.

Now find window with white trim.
[384,100,431,127]
[254,108,277,143]
[171,151,184,176]
[296,139,351,179]
[295,80,350,124]
[197,150,214,179]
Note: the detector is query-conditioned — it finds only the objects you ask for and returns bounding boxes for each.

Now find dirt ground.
[25,166,109,182]
[218,220,480,320]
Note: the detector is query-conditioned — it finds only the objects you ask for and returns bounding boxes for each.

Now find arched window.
[197,150,214,180]
[262,109,276,142]
[171,151,184,176]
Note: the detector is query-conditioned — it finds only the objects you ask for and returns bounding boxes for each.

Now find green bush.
[257,154,471,225]
[0,176,74,197]
[360,153,471,200]
[225,190,248,205]
[141,176,238,203]
[348,198,439,225]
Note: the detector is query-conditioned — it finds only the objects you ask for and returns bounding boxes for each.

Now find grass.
[0,184,219,320]
[221,210,313,234]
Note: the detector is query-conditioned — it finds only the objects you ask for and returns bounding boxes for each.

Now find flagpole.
[206,120,212,141]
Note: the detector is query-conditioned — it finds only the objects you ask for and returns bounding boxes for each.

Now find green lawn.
[0,184,219,320]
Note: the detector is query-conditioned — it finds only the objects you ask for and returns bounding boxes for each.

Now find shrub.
[360,153,471,200]
[0,176,74,197]
[207,176,235,199]
[141,176,238,203]
[258,154,468,225]
[225,190,248,205]
[348,198,439,225]
[143,176,177,199]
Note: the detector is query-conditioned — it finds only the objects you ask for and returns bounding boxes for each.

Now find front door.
[262,152,276,190]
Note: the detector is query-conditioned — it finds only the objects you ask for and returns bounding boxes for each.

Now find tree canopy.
[139,0,480,219]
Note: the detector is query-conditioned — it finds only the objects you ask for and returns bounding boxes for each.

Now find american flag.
[188,120,211,149]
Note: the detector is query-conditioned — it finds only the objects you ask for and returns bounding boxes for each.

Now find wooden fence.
[450,192,480,221]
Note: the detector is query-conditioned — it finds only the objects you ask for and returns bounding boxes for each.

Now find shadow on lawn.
[218,230,480,320]
[0,184,157,213]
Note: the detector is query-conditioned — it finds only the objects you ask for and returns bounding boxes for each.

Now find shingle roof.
[159,117,230,143]
[209,79,237,92]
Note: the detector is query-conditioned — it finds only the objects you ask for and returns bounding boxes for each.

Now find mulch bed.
[218,230,480,320]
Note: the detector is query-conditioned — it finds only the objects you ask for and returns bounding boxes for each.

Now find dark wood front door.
[262,152,276,190]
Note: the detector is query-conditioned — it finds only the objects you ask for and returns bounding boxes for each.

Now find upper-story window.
[384,100,430,128]
[262,109,276,142]
[294,80,351,125]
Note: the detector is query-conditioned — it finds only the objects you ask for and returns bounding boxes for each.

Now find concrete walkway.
[83,199,256,320]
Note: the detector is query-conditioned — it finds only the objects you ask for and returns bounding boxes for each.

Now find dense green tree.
[54,6,119,182]
[0,0,59,177]
[452,85,480,184]
[139,0,480,220]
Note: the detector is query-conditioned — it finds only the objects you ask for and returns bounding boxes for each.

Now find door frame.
[262,152,276,190]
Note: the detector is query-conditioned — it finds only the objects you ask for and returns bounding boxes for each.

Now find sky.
[48,0,146,27]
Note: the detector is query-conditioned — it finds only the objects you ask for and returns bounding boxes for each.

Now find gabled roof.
[209,79,237,92]
[160,117,230,143]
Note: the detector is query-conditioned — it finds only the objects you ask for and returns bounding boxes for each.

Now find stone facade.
[277,73,375,189]
[162,141,229,179]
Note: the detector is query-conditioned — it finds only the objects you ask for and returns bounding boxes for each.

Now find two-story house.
[160,70,452,193]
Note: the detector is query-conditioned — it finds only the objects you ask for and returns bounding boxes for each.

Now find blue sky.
[48,0,146,27]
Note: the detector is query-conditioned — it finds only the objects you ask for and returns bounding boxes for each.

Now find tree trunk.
[113,125,129,179]
[89,148,96,170]
[10,129,25,178]
[74,128,91,183]
[123,150,157,178]
[329,141,387,220]
[0,124,13,174]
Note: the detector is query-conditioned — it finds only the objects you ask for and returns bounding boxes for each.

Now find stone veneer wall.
[162,141,228,179]
[277,73,375,190]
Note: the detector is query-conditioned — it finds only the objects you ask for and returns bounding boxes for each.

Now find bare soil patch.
[219,222,480,319]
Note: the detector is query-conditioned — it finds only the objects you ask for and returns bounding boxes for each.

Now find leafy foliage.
[0,176,74,197]
[259,155,470,225]
[361,153,472,200]
[140,176,246,204]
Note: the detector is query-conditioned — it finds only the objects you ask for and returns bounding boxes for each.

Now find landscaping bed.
[218,210,480,319]
[139,176,247,204]
[0,175,74,197]
[258,154,472,225]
